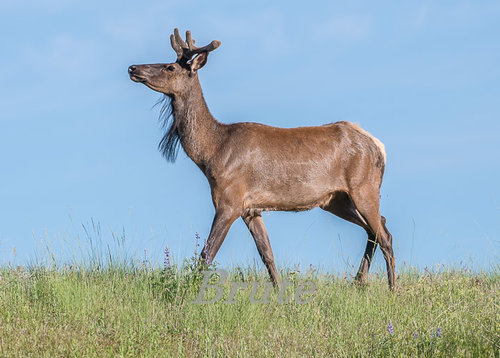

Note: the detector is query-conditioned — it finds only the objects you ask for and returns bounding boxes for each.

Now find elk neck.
[170,77,223,167]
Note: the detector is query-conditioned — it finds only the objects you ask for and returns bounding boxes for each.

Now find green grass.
[0,258,498,357]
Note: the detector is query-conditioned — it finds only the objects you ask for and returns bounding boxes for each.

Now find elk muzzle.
[128,65,147,83]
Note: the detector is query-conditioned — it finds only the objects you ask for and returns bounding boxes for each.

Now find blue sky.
[0,1,499,274]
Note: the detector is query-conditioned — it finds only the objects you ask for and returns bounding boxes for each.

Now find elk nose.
[128,65,137,73]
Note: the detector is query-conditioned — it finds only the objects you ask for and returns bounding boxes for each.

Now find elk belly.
[244,180,335,212]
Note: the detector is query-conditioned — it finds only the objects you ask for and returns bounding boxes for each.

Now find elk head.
[128,28,221,97]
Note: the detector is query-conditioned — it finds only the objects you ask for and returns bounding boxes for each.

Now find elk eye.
[166,65,175,72]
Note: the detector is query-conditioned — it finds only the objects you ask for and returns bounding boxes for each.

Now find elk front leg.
[242,213,280,287]
[200,208,239,265]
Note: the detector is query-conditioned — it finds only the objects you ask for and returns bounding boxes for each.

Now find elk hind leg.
[322,191,377,284]
[350,190,396,290]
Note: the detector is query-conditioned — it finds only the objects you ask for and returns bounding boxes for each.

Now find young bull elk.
[129,29,396,290]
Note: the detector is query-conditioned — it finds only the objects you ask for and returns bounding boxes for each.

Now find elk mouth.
[129,73,147,83]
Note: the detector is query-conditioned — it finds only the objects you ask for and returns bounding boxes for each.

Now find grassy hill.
[0,255,498,357]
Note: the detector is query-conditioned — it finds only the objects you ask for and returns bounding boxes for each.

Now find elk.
[129,29,396,290]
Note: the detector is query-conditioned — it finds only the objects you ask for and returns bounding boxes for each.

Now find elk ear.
[189,52,208,73]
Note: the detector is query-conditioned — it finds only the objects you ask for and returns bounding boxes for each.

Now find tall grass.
[0,240,498,356]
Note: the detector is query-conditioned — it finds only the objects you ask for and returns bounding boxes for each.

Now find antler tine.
[170,34,183,60]
[186,30,194,50]
[174,28,187,49]
[194,40,221,54]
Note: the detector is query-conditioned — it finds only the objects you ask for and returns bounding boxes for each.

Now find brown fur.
[129,29,396,289]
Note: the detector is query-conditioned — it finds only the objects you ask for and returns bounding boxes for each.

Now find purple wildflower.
[387,320,394,334]
[413,331,418,339]
[436,327,442,338]
[195,232,201,255]
[164,246,171,271]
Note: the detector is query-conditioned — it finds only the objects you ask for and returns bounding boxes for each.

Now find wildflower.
[164,246,171,271]
[387,320,394,334]
[195,232,201,255]
[413,331,418,339]
[436,327,442,338]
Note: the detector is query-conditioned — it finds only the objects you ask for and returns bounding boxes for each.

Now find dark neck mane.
[157,95,179,162]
